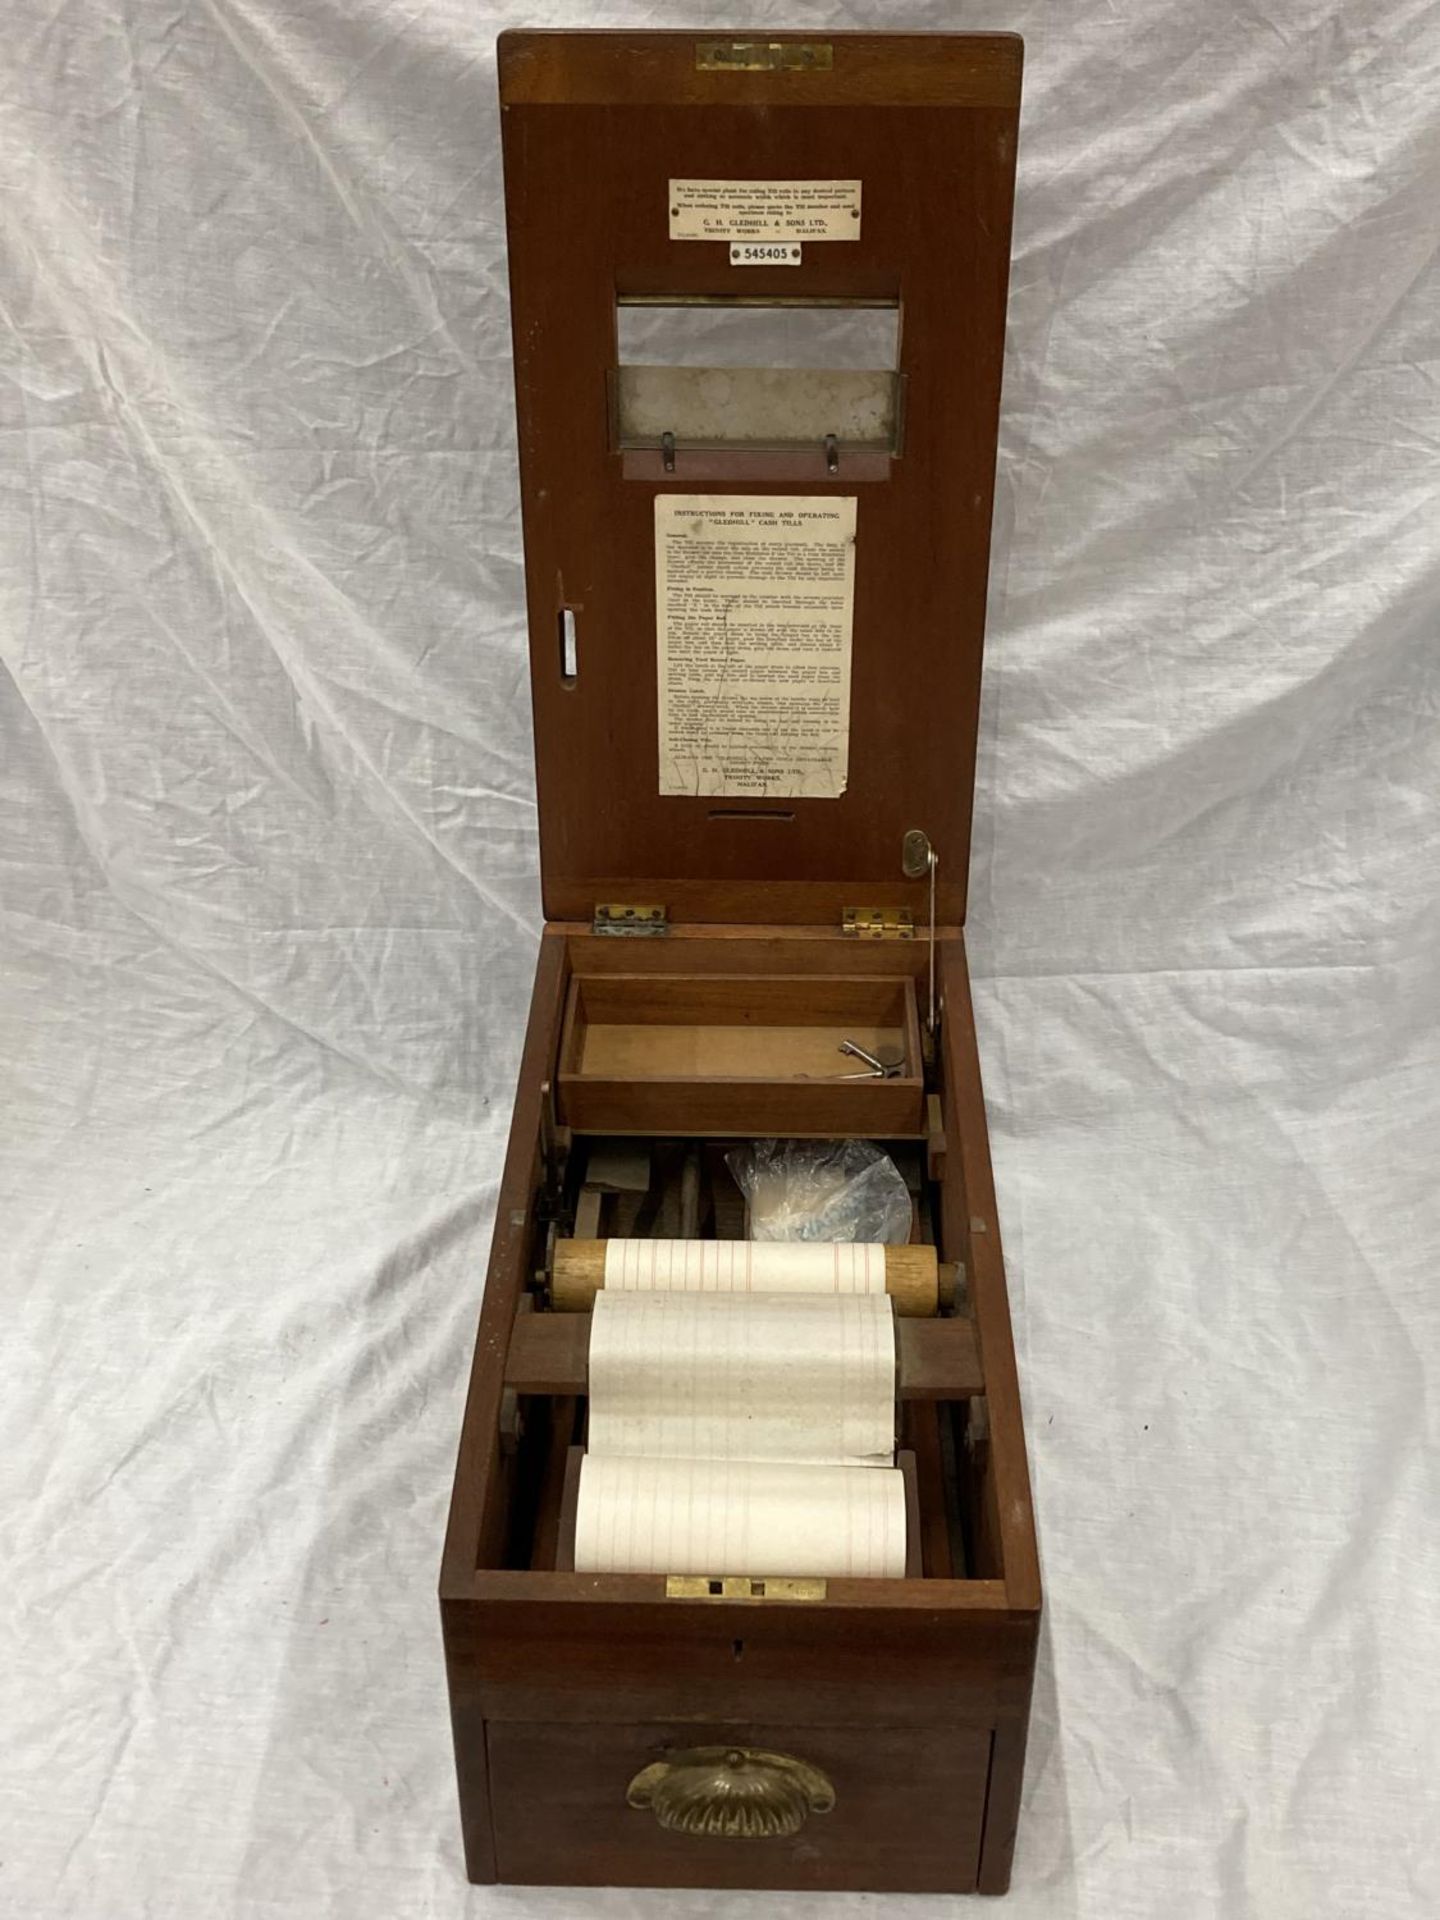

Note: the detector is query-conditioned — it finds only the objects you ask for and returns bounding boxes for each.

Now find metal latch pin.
[902,828,940,1040]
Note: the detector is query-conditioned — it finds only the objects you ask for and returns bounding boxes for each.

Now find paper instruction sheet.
[655,493,857,798]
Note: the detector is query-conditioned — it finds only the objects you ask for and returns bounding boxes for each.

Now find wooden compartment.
[440,927,1040,1896]
[441,28,1038,1901]
[557,972,925,1135]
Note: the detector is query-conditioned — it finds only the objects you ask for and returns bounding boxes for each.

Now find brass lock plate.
[665,1574,826,1602]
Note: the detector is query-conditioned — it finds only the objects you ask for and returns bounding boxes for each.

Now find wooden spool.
[550,1238,945,1317]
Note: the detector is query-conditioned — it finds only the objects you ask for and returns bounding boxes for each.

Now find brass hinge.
[841,908,914,941]
[593,903,668,937]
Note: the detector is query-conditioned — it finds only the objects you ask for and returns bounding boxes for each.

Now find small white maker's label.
[730,241,802,266]
[669,179,862,242]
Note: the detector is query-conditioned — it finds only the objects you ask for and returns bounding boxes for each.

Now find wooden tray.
[557,972,925,1135]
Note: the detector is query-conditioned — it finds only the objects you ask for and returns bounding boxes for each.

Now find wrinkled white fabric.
[2,4,1438,1917]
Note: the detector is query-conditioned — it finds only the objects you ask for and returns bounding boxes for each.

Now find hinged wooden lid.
[499,30,1022,926]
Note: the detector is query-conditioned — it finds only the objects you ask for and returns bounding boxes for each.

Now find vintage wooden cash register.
[440,28,1039,1896]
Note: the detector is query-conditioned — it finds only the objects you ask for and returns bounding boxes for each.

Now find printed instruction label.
[656,495,857,799]
[669,179,862,243]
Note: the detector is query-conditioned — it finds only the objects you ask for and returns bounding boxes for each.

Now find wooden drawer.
[488,1719,991,1892]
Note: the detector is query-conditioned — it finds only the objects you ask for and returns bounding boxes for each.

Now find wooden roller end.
[551,1237,607,1311]
[881,1245,939,1317]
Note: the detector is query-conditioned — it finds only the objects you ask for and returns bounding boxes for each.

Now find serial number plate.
[729,242,802,267]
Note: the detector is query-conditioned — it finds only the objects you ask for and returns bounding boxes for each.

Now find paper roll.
[574,1454,908,1578]
[551,1237,939,1315]
[588,1289,896,1467]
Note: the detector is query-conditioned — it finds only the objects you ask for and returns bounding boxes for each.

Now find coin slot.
[707,808,796,823]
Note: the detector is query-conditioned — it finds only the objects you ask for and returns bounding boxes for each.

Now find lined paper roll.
[574,1455,908,1578]
[588,1289,896,1467]
[551,1238,939,1315]
[609,1238,884,1295]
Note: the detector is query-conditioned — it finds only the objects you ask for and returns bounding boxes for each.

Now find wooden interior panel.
[904,1403,957,1579]
[562,973,915,1082]
[562,923,946,977]
[572,973,911,1026]
[557,1072,924,1138]
[580,1023,903,1078]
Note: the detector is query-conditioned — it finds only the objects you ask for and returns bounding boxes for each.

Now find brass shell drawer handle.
[626,1746,836,1839]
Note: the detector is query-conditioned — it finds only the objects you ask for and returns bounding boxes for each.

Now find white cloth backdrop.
[2,3,1437,1916]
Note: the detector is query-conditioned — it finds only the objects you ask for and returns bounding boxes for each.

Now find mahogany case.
[440,30,1040,1895]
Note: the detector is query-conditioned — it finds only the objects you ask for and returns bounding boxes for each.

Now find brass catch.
[592,903,668,937]
[695,40,833,72]
[840,907,914,940]
[665,1574,826,1602]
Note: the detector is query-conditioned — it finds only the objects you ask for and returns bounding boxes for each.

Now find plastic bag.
[725,1139,913,1245]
